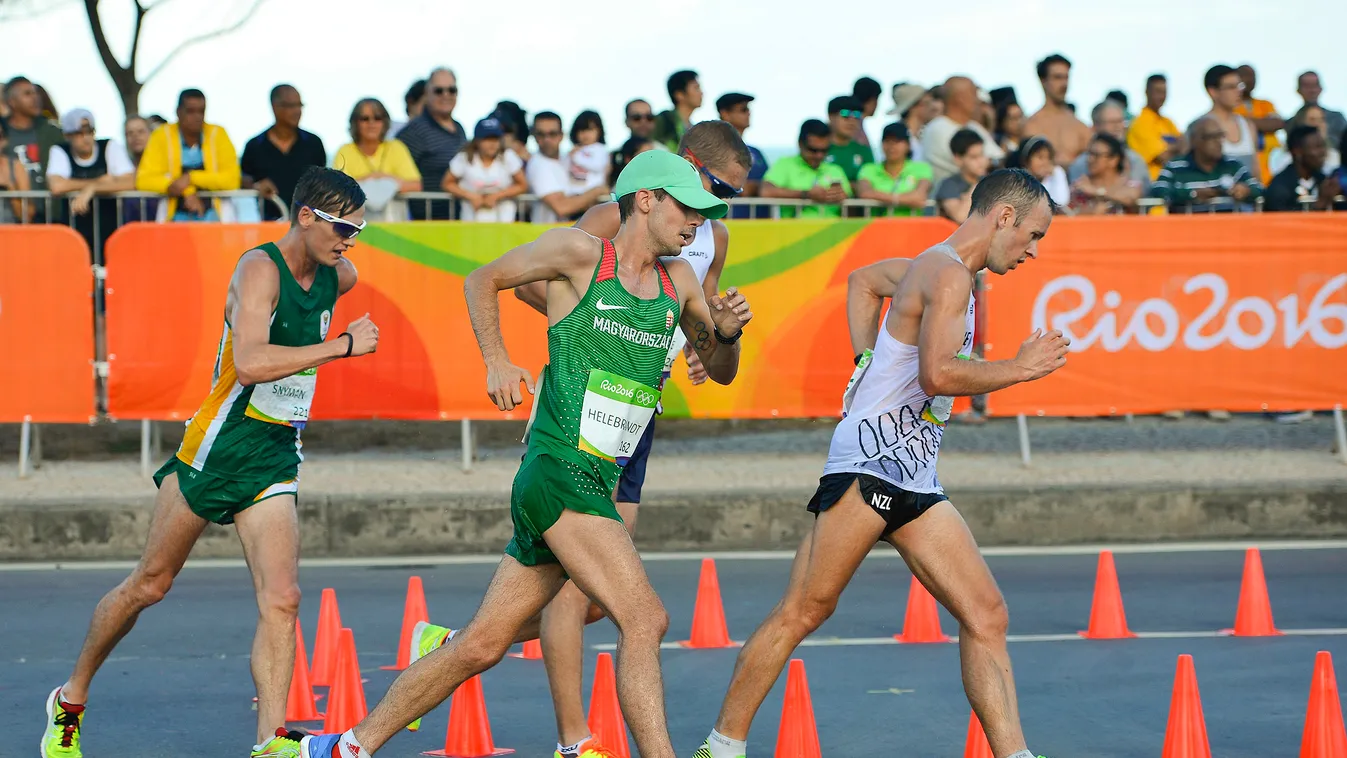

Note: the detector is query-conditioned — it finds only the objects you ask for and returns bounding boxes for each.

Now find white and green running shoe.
[406,621,454,732]
[690,742,744,758]
[40,687,84,758]
[251,728,306,758]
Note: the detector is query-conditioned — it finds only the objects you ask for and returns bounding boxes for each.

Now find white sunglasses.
[309,206,366,239]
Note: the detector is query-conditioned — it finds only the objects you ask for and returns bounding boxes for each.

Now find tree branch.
[129,0,147,71]
[141,0,268,85]
[83,0,129,77]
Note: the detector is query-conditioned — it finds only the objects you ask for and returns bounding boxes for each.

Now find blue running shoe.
[299,731,342,758]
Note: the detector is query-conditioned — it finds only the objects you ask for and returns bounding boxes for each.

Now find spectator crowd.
[3,55,1345,249]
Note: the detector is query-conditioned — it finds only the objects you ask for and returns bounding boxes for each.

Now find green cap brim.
[665,184,729,220]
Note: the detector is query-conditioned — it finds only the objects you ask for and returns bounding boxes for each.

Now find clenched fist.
[708,287,753,339]
[344,313,380,356]
[1014,329,1070,381]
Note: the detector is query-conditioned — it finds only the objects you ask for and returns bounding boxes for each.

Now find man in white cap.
[44,108,136,251]
[888,83,940,162]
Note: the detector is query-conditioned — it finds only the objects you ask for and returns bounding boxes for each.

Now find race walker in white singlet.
[825,243,975,495]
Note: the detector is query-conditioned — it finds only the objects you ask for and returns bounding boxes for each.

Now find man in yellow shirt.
[135,88,239,221]
[1127,74,1184,181]
[1236,64,1286,185]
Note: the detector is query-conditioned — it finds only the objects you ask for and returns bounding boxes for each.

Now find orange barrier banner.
[983,215,1347,416]
[103,219,958,421]
[0,226,96,423]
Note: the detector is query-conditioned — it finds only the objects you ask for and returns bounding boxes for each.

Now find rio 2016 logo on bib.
[579,370,661,465]
[320,310,331,339]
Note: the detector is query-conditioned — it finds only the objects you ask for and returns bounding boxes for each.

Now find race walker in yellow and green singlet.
[153,242,339,525]
[508,238,681,566]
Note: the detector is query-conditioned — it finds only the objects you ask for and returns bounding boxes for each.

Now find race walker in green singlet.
[289,149,755,758]
[153,241,340,525]
[508,236,681,565]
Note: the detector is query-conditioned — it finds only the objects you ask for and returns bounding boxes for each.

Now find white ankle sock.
[336,729,366,758]
[1004,750,1035,758]
[707,729,746,758]
[556,735,591,757]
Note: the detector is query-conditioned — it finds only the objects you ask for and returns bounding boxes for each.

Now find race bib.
[578,370,660,465]
[841,349,872,417]
[245,368,317,429]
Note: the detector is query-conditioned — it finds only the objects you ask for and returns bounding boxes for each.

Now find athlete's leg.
[234,493,302,745]
[713,481,885,741]
[63,472,208,702]
[350,556,568,752]
[540,500,639,747]
[544,509,673,758]
[883,502,1027,758]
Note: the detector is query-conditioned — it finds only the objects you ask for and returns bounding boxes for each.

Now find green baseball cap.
[611,149,728,220]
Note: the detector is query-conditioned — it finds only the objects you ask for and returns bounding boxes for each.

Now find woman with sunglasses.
[335,98,423,194]
[39,167,382,758]
[1069,134,1142,214]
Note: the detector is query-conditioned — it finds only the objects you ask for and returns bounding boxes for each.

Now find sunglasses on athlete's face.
[685,149,743,199]
[309,207,366,240]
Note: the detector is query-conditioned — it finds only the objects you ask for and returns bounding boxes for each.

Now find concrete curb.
[4,483,1346,561]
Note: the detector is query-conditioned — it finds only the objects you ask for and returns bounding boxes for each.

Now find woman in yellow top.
[333,98,421,192]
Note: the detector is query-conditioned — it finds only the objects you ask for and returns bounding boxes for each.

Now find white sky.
[3,0,1345,156]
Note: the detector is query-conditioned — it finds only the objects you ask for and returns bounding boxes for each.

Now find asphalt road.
[2,546,1345,757]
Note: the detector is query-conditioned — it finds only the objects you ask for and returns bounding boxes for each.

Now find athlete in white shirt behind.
[693,168,1068,758]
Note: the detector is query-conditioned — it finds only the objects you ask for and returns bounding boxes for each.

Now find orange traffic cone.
[422,675,515,757]
[1301,651,1347,758]
[1227,548,1282,637]
[680,558,736,649]
[311,588,343,687]
[383,576,430,671]
[895,575,951,643]
[1161,654,1212,758]
[586,652,631,758]
[508,639,543,660]
[286,619,324,722]
[774,659,821,758]
[963,711,993,758]
[322,629,368,735]
[1079,551,1138,639]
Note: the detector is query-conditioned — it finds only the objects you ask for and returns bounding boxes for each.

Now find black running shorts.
[806,473,948,535]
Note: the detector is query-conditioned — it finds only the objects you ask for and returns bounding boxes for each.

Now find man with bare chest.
[1023,54,1092,167]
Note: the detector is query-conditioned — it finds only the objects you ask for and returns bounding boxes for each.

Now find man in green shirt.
[825,95,874,182]
[651,70,702,152]
[1150,115,1262,211]
[760,119,852,218]
[855,122,934,216]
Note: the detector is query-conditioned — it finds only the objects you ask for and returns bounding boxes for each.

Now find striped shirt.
[395,112,466,220]
[1150,153,1262,209]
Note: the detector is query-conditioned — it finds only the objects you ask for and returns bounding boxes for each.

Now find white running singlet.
[663,219,715,372]
[822,244,975,494]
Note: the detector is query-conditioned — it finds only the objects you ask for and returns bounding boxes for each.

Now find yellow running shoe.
[406,621,454,732]
[251,728,306,757]
[556,737,624,758]
[40,687,84,758]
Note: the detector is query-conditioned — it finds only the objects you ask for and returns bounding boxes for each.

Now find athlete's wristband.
[714,326,741,345]
[340,332,353,358]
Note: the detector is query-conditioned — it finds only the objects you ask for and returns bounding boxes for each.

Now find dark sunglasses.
[357,114,385,122]
[627,113,654,122]
[685,149,742,199]
[432,86,458,96]
[534,129,563,138]
[309,207,366,239]
[802,144,829,155]
[836,109,863,119]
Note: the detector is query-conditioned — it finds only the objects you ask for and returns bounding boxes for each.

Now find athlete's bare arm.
[665,257,751,386]
[336,256,358,296]
[846,257,912,356]
[228,251,377,387]
[514,202,621,315]
[466,227,601,410]
[915,259,1067,397]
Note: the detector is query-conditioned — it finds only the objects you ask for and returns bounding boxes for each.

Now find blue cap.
[474,117,504,139]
